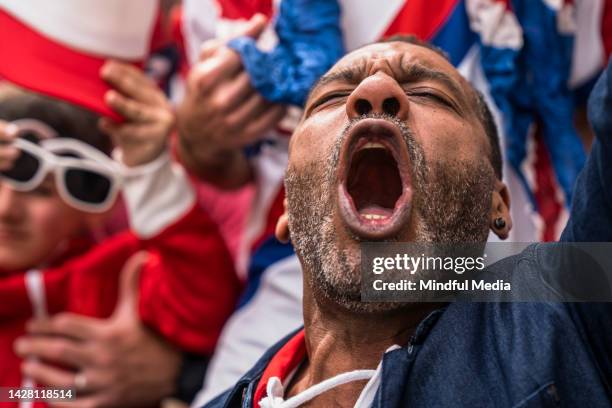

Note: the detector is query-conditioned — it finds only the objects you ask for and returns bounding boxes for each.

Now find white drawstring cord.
[21,270,48,408]
[259,369,376,408]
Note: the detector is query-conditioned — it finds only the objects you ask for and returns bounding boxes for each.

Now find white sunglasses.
[0,119,123,213]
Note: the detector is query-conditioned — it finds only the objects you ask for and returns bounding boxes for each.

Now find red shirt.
[0,204,241,407]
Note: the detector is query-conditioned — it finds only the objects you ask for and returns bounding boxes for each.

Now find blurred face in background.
[0,176,86,272]
[0,85,112,272]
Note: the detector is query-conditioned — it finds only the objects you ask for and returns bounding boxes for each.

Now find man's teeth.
[363,213,388,220]
[360,142,386,150]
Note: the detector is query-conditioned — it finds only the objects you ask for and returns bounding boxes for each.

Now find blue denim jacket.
[202,60,612,408]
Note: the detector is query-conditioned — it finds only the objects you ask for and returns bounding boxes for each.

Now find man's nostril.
[355,99,372,116]
[382,98,400,116]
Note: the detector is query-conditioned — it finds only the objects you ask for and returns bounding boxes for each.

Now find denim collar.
[220,307,447,408]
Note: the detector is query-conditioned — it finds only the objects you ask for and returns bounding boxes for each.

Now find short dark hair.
[379,35,503,178]
[0,85,112,155]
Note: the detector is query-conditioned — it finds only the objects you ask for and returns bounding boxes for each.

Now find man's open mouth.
[337,118,413,239]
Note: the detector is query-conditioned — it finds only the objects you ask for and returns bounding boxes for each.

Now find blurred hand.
[14,253,182,408]
[0,120,19,171]
[100,61,176,167]
[177,14,286,185]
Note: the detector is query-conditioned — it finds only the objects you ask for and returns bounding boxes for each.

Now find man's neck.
[284,287,437,407]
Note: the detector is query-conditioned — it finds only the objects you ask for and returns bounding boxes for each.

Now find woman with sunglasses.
[0,62,241,407]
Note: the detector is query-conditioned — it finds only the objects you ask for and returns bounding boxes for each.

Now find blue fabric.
[202,59,612,408]
[480,0,586,206]
[237,237,295,309]
[228,0,344,107]
[203,298,612,407]
[430,0,478,67]
[513,0,585,206]
[561,58,612,242]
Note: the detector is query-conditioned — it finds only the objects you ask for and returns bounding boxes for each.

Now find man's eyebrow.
[309,60,368,95]
[399,62,465,98]
[316,67,363,87]
[306,58,466,104]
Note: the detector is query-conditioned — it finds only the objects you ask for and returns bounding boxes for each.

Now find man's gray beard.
[285,114,495,313]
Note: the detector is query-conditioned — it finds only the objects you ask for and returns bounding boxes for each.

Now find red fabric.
[0,273,34,320]
[171,6,191,77]
[170,134,253,265]
[0,9,137,120]
[217,0,273,20]
[603,0,612,59]
[532,126,564,241]
[0,204,240,401]
[253,329,306,407]
[0,320,29,407]
[149,9,172,52]
[197,182,254,264]
[383,0,459,40]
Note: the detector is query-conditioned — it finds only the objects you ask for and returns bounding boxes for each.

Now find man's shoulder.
[401,301,611,406]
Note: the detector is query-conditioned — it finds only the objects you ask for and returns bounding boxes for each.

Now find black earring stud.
[494,217,506,230]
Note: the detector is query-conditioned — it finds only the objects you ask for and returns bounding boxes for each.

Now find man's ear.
[275,199,290,243]
[490,180,512,240]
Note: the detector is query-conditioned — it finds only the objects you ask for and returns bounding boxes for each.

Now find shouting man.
[204,37,612,408]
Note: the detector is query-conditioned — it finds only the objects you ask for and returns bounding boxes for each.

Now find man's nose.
[0,184,25,222]
[346,73,409,121]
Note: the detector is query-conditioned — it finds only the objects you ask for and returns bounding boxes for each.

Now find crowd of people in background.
[0,0,610,407]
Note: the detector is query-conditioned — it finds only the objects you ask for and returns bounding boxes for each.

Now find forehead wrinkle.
[308,57,369,95]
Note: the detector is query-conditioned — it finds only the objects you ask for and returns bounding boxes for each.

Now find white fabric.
[338,0,405,51]
[21,269,47,408]
[569,0,605,88]
[465,0,523,49]
[0,0,158,59]
[259,371,376,408]
[182,0,219,65]
[182,0,280,67]
[118,150,195,239]
[191,255,304,407]
[24,269,47,320]
[237,137,289,279]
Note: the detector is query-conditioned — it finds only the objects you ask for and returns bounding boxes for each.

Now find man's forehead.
[332,41,456,77]
[335,42,402,65]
